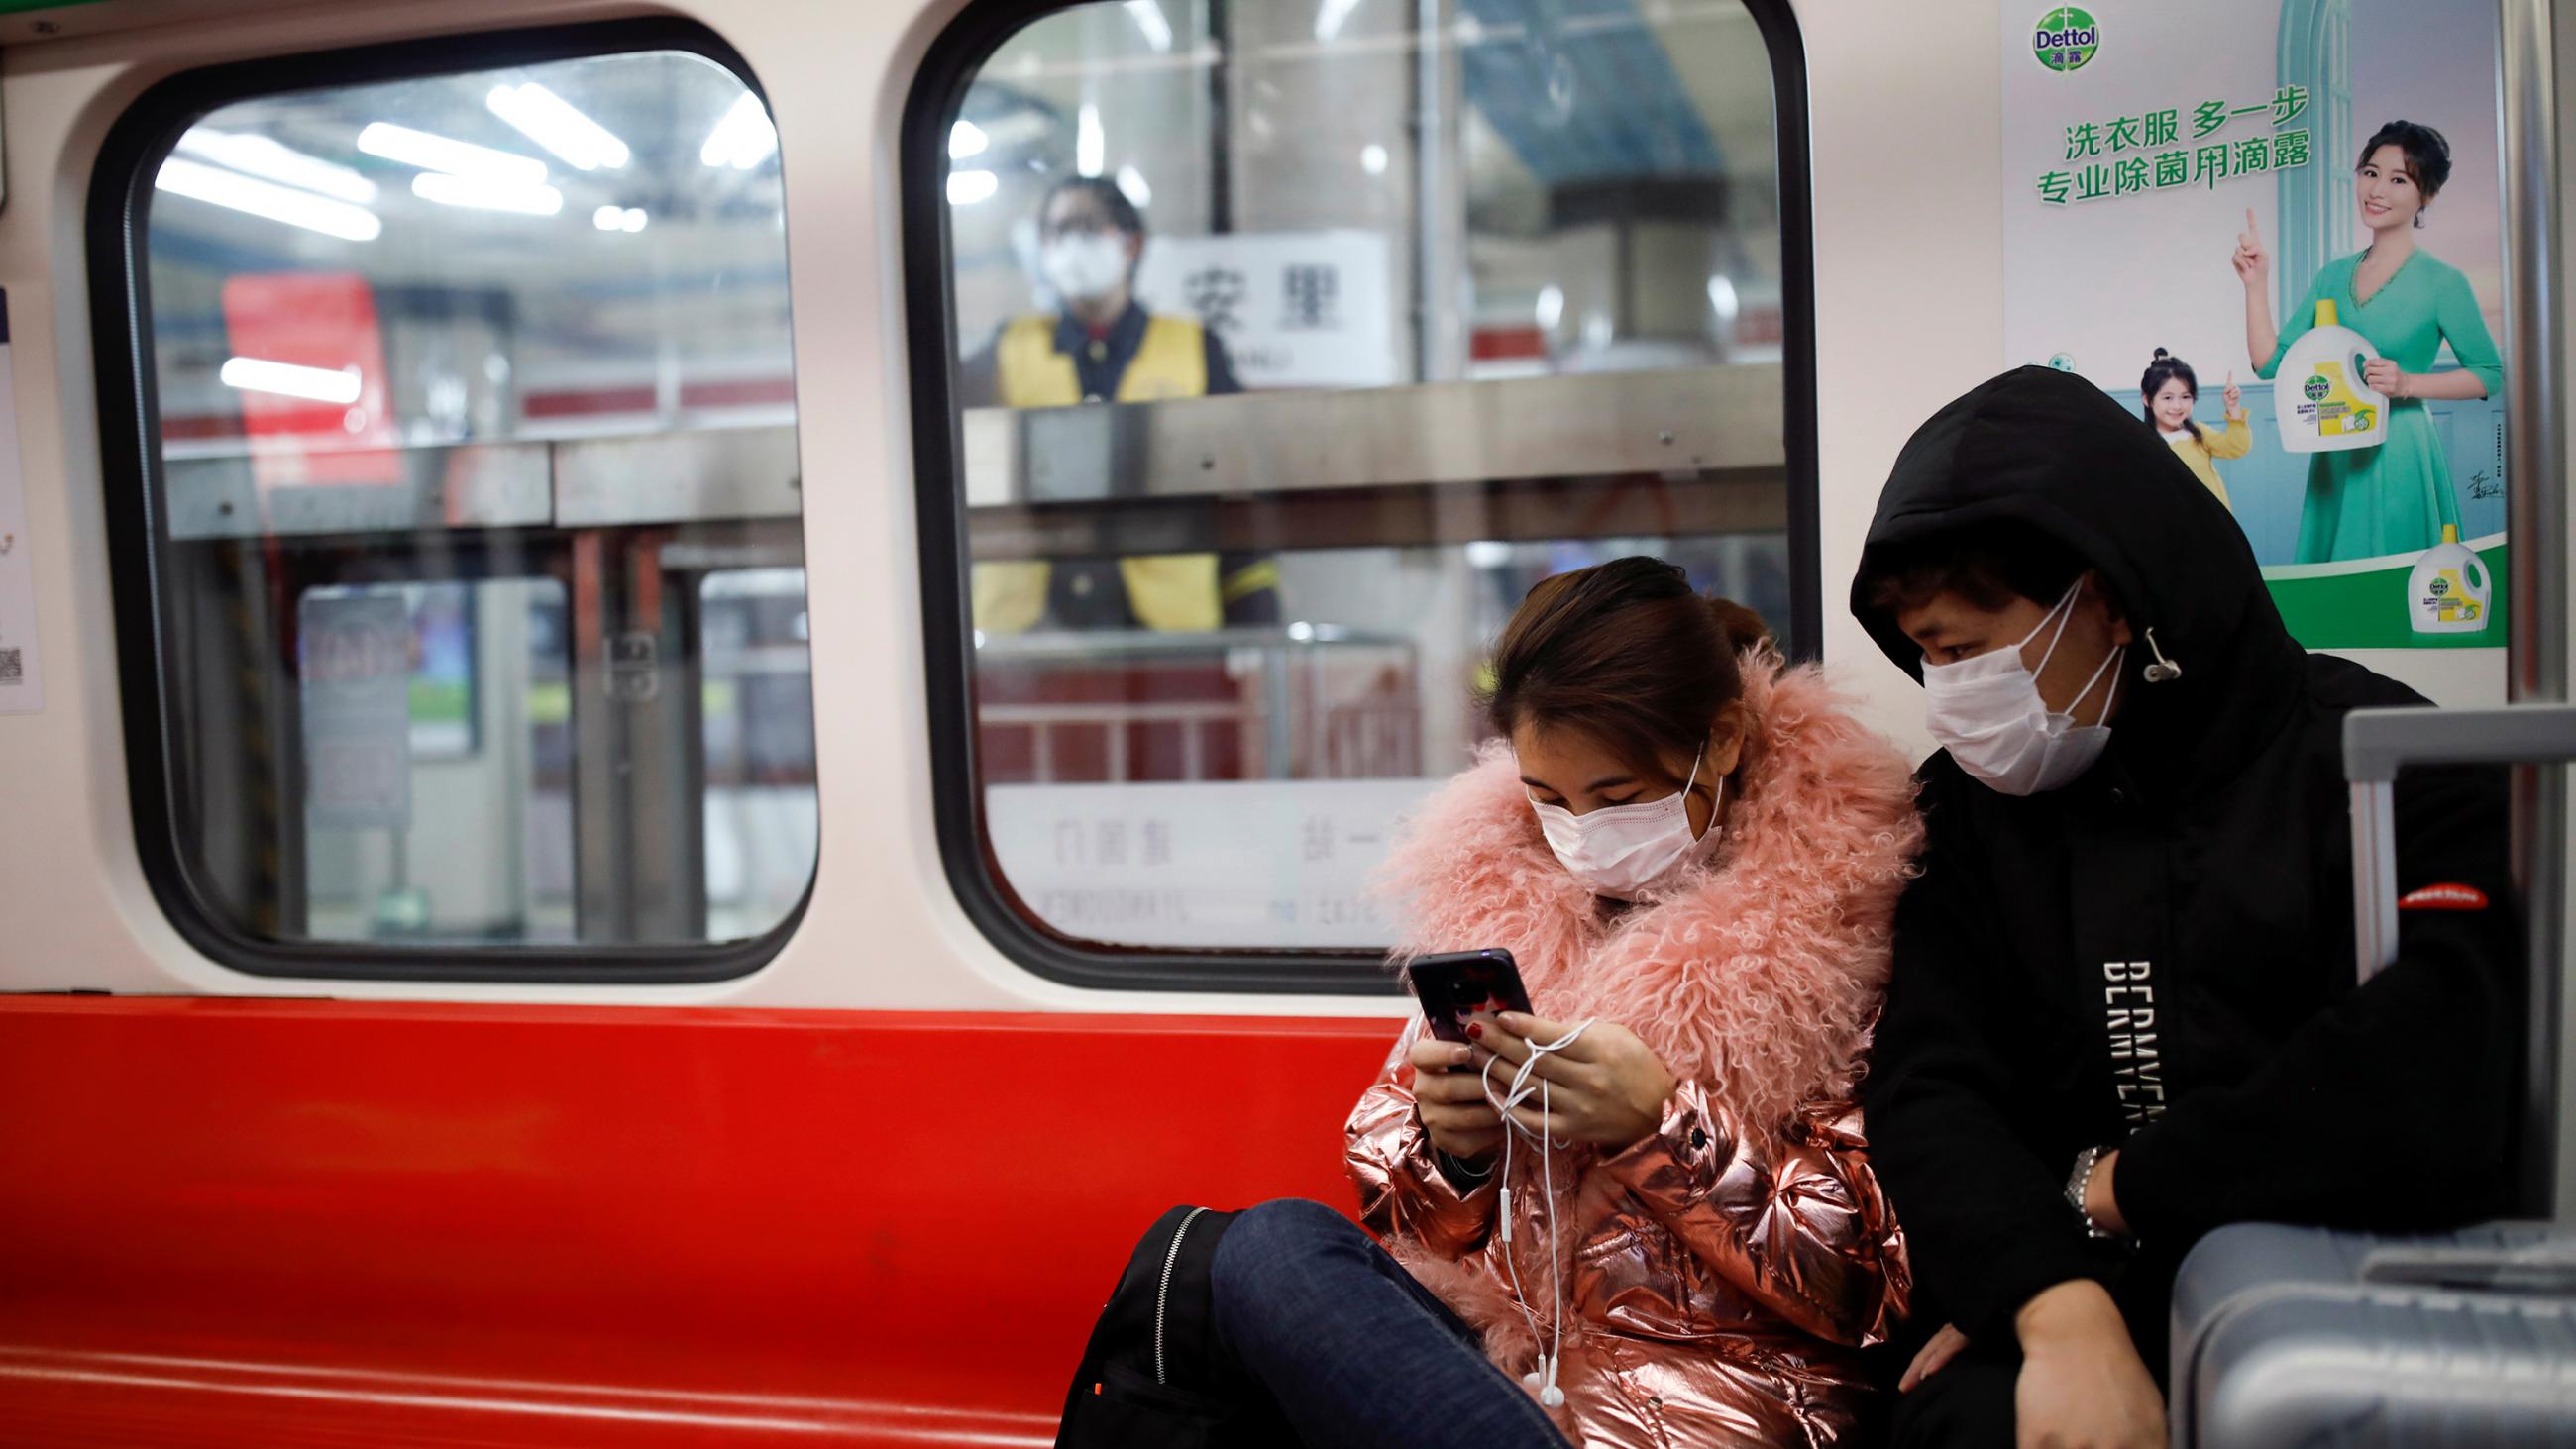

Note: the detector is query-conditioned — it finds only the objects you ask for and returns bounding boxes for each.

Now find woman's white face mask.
[1038,233,1131,304]
[1529,753,1721,898]
[1921,577,2125,797]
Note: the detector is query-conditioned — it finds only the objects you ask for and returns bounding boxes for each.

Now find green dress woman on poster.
[2234,121,2504,564]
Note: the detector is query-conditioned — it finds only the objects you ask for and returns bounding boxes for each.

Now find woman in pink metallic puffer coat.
[1202,558,1921,1449]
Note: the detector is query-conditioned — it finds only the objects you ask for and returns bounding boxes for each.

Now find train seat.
[0,996,1399,1447]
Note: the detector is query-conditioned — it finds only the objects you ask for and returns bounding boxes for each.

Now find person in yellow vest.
[959,177,1280,635]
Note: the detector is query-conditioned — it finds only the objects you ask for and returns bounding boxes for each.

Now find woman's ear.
[1706,700,1752,778]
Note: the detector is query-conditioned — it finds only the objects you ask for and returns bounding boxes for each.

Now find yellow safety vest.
[995,312,1207,407]
[975,313,1227,635]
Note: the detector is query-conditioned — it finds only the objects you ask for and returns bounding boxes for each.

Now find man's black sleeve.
[2113,762,2519,1244]
[1864,799,2119,1341]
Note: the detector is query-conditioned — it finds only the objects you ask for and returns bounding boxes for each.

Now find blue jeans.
[1209,1198,1570,1449]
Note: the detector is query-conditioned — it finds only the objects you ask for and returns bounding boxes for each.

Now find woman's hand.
[1407,1035,1505,1163]
[2364,357,2408,397]
[2222,373,2244,419]
[2232,208,2270,289]
[2013,1282,2165,1449]
[1901,1323,1971,1393]
[1468,1012,1676,1152]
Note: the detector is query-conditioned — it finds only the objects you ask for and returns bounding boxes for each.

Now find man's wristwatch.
[2066,1145,2122,1242]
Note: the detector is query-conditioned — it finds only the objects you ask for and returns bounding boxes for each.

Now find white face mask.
[1922,577,2125,797]
[1530,752,1720,898]
[1038,233,1131,304]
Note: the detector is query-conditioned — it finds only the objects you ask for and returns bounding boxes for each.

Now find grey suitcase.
[2168,704,2576,1447]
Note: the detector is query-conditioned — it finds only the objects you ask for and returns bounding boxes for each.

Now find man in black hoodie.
[1851,366,2520,1445]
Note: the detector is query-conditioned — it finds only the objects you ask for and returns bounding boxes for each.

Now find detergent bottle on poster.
[2275,300,2389,453]
[2408,524,2493,635]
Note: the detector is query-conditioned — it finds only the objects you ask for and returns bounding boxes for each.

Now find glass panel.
[140,47,815,954]
[937,0,1791,956]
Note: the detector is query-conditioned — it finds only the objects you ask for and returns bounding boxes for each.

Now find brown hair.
[1482,557,1773,784]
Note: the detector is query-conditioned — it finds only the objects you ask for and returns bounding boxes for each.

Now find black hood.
[1850,365,2311,795]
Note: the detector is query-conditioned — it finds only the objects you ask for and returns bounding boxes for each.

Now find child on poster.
[2140,349,2249,509]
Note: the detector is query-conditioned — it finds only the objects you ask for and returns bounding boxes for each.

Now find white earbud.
[2142,626,2183,683]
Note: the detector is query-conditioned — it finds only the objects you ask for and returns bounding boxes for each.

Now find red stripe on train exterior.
[0,997,1396,1446]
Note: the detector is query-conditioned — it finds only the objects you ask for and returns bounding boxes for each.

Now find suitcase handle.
[2342,704,2576,981]
[2356,1233,2576,1294]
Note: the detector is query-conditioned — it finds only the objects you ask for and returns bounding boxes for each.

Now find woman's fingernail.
[1466,1022,1484,1039]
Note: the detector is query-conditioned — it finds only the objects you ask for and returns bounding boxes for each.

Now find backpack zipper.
[1153,1207,1213,1385]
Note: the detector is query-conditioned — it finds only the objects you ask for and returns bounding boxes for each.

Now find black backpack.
[1052,1205,1304,1449]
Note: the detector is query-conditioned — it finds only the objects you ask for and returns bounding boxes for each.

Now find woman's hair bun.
[1707,597,1775,654]
[2153,347,2171,360]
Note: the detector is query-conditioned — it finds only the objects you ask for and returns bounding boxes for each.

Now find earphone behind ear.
[2142,626,2184,683]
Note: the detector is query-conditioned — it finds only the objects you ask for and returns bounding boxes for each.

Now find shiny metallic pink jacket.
[1347,1041,1906,1447]
[1348,658,1920,1447]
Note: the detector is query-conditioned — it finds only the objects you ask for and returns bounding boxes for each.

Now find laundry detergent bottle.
[2409,524,2493,635]
[2275,299,2389,454]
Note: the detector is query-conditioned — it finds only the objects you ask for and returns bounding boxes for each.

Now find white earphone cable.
[1480,1018,1594,1411]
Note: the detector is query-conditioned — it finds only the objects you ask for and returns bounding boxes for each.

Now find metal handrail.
[2498,0,2569,1221]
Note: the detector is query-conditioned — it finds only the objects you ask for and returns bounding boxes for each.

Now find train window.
[93,25,816,979]
[909,0,1813,986]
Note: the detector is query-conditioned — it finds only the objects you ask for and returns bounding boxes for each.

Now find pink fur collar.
[1381,655,1923,1128]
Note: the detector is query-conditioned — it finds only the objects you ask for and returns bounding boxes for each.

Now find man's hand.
[2013,1281,2165,1449]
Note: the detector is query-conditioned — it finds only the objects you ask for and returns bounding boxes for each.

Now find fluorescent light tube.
[358,122,548,185]
[411,171,564,215]
[699,94,779,170]
[155,158,382,241]
[221,357,363,404]
[173,128,376,203]
[486,83,630,171]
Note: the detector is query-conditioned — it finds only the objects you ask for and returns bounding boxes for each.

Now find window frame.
[900,0,1822,992]
[89,17,814,983]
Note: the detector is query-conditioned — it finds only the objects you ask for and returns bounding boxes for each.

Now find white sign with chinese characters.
[0,294,45,715]
[986,777,1447,950]
[1132,230,1400,390]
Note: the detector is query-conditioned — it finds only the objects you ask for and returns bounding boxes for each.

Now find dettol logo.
[2303,375,2331,401]
[2033,7,2099,71]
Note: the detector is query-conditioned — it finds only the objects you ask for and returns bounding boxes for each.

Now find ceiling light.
[1124,0,1174,52]
[221,357,363,405]
[699,93,779,170]
[485,83,630,171]
[154,158,381,241]
[947,169,999,205]
[357,122,548,185]
[1360,143,1388,175]
[1316,0,1365,41]
[949,120,989,159]
[173,128,376,203]
[1116,164,1151,207]
[411,171,564,216]
[1076,103,1104,178]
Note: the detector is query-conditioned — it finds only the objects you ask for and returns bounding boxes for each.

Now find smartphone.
[1406,949,1534,1046]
